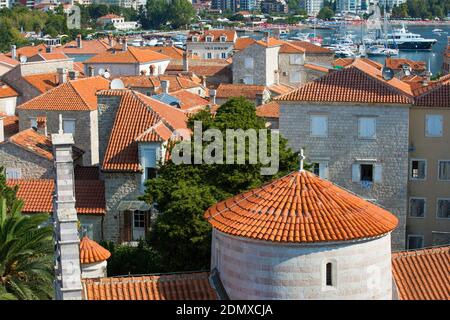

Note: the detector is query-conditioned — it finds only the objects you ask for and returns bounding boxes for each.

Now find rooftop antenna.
[299,148,305,172]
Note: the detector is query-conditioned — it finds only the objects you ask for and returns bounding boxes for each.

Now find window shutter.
[144,210,150,236]
[374,164,382,183]
[352,164,360,182]
[319,162,329,179]
[123,210,132,242]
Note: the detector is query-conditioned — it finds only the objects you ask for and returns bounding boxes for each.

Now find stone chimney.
[57,68,68,84]
[68,70,78,81]
[52,114,83,300]
[36,116,47,136]
[76,34,82,49]
[183,50,189,73]
[88,66,95,77]
[0,115,4,143]
[10,45,16,60]
[161,80,170,93]
[209,89,217,105]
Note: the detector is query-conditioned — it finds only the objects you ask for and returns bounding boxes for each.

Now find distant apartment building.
[97,14,140,30]
[261,0,288,13]
[0,0,9,8]
[186,30,237,59]
[336,0,368,13]
[211,0,237,11]
[301,0,324,16]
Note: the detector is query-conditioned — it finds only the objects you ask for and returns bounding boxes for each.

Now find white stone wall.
[212,229,393,300]
[81,260,107,279]
[0,96,17,115]
[186,42,234,59]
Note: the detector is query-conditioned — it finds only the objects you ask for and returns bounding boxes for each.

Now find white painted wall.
[0,96,17,115]
[81,260,107,279]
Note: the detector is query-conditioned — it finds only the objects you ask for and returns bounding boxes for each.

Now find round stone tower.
[205,170,398,300]
[79,236,111,279]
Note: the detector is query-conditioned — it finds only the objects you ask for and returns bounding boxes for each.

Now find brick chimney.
[52,114,83,300]
[76,34,82,49]
[209,89,216,105]
[57,68,68,84]
[161,80,170,93]
[0,115,4,143]
[10,45,16,60]
[37,116,47,136]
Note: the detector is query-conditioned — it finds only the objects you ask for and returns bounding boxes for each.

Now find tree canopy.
[138,0,195,30]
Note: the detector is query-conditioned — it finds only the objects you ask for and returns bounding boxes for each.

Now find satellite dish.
[110,78,125,89]
[404,69,411,76]
[381,67,394,81]
[20,55,27,63]
[98,68,105,76]
[103,71,111,79]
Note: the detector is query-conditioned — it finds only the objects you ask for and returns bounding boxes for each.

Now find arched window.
[326,262,333,286]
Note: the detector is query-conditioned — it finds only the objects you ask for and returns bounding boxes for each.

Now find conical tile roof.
[80,236,111,264]
[205,170,398,243]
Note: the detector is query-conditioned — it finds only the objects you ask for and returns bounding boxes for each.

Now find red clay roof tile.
[0,82,19,98]
[216,84,266,99]
[80,236,111,264]
[205,170,398,243]
[85,47,169,64]
[257,101,279,118]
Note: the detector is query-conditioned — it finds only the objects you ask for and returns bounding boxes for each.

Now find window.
[326,263,333,286]
[358,117,376,139]
[425,114,443,137]
[289,54,302,65]
[438,160,450,181]
[63,119,75,134]
[244,57,254,69]
[243,75,254,85]
[5,167,21,179]
[409,198,426,218]
[437,199,450,218]
[141,147,157,189]
[133,210,145,228]
[312,162,329,179]
[206,36,213,42]
[207,52,212,59]
[79,223,94,239]
[352,163,382,183]
[30,117,37,129]
[410,159,426,180]
[289,71,301,83]
[221,52,227,59]
[220,36,227,42]
[192,36,198,42]
[310,115,328,137]
[407,235,424,249]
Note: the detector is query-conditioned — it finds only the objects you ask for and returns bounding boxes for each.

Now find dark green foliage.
[0,167,18,214]
[138,0,195,30]
[317,7,335,20]
[391,0,449,19]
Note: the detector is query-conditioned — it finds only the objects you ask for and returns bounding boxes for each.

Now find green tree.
[168,0,195,29]
[142,98,299,271]
[0,198,54,300]
[391,3,409,18]
[0,167,18,212]
[317,7,334,20]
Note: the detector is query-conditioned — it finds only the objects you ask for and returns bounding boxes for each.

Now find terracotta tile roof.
[392,246,450,300]
[414,80,450,108]
[234,37,257,51]
[145,46,185,60]
[0,82,19,98]
[73,62,85,75]
[2,115,19,136]
[205,170,398,243]
[80,236,111,264]
[7,179,106,215]
[188,30,237,43]
[120,75,202,93]
[268,83,295,96]
[332,58,354,68]
[98,13,122,20]
[256,101,279,118]
[29,52,70,61]
[74,165,100,180]
[23,73,60,93]
[386,58,426,71]
[189,65,231,77]
[100,90,188,172]
[8,128,84,160]
[56,39,111,55]
[279,42,306,54]
[289,41,333,54]
[303,63,330,73]
[6,44,47,59]
[275,60,412,104]
[255,37,285,48]
[18,77,110,111]
[85,47,169,64]
[171,90,210,111]
[216,84,266,99]
[0,54,19,67]
[83,272,217,300]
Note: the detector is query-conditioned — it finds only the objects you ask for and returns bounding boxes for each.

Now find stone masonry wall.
[279,102,409,250]
[97,95,122,166]
[212,230,393,300]
[78,215,103,242]
[103,172,142,242]
[0,143,53,178]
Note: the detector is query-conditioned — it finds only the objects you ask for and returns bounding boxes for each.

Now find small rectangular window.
[207,52,212,59]
[221,52,227,59]
[425,114,443,137]
[133,210,145,228]
[437,199,450,219]
[312,162,329,179]
[310,115,328,137]
[410,160,426,180]
[326,263,333,286]
[407,235,424,249]
[358,117,376,139]
[409,198,426,217]
[79,223,94,239]
[63,119,75,135]
[438,161,450,180]
[244,57,254,69]
[360,164,373,182]
[5,167,21,179]
[289,54,302,65]
[30,117,37,129]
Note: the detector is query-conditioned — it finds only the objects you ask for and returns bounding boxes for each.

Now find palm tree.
[0,197,54,300]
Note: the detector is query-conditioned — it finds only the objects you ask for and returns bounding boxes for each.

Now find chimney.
[161,80,170,93]
[36,116,47,136]
[10,45,16,60]
[0,115,4,143]
[256,92,264,106]
[264,32,270,44]
[122,37,128,51]
[68,70,78,81]
[88,66,95,77]
[201,75,207,87]
[108,34,113,47]
[209,89,216,105]
[274,70,280,85]
[52,114,83,300]
[57,68,68,84]
[183,50,189,72]
[422,71,431,86]
[76,34,82,49]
